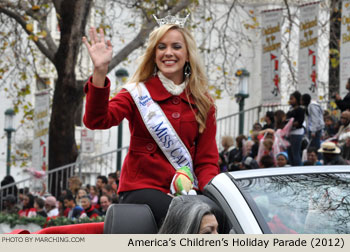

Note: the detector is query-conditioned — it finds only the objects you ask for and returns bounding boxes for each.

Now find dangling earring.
[153,65,158,76]
[184,62,191,79]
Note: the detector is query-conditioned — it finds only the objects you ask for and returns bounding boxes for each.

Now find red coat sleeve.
[83,76,134,130]
[194,106,219,191]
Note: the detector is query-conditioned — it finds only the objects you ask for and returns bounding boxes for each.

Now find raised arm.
[82,27,113,87]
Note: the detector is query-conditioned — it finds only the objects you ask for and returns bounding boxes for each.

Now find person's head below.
[236,135,247,149]
[22,193,35,209]
[129,23,213,133]
[340,111,350,127]
[3,195,17,209]
[63,193,76,209]
[252,122,262,132]
[158,196,218,234]
[100,195,112,212]
[18,187,30,202]
[301,93,311,108]
[251,131,259,143]
[318,142,341,163]
[1,175,15,186]
[324,115,334,127]
[264,111,275,125]
[274,110,286,129]
[108,172,117,185]
[80,195,92,210]
[34,197,45,211]
[242,156,259,169]
[45,196,57,211]
[96,175,108,190]
[243,140,254,157]
[68,176,82,194]
[259,155,275,168]
[102,184,115,197]
[289,91,301,107]
[307,147,319,165]
[347,77,350,91]
[89,185,98,196]
[221,136,234,150]
[263,138,274,152]
[77,188,88,199]
[276,152,289,167]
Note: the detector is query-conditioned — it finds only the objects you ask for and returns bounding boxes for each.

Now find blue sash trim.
[124,83,198,189]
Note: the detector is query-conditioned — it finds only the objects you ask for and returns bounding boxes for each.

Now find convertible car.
[11,166,350,234]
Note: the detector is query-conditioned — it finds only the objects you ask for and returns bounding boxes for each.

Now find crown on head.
[153,12,190,28]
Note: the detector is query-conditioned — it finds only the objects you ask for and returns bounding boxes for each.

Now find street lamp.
[4,108,15,176]
[115,68,129,171]
[234,69,250,135]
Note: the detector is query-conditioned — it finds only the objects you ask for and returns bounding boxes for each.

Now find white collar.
[158,71,188,96]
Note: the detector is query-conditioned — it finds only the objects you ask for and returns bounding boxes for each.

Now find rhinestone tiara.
[153,12,190,28]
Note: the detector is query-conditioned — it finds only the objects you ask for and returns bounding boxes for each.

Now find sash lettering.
[124,83,198,189]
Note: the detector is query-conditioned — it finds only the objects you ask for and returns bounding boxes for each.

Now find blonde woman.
[82,18,219,227]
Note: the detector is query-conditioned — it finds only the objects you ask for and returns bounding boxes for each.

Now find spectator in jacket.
[318,142,348,165]
[34,197,47,218]
[276,152,289,167]
[303,147,322,165]
[96,175,107,191]
[99,195,112,216]
[0,175,18,208]
[64,194,84,220]
[323,115,338,139]
[2,195,20,215]
[108,172,118,192]
[45,196,59,218]
[242,156,259,169]
[262,111,275,130]
[259,155,275,168]
[80,195,101,219]
[18,193,37,217]
[336,111,350,147]
[286,91,305,166]
[76,188,88,206]
[274,110,287,130]
[68,176,82,200]
[335,78,350,112]
[218,136,235,172]
[301,94,324,150]
[228,135,247,171]
[341,135,350,161]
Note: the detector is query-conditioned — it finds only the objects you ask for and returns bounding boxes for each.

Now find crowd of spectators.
[219,91,350,171]
[1,86,350,221]
[0,171,120,221]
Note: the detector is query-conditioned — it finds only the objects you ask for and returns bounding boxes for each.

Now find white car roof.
[227,165,350,180]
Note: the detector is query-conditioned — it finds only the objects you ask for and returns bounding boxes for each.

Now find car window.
[236,173,350,234]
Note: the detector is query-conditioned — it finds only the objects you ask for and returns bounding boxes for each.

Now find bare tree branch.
[0,6,56,62]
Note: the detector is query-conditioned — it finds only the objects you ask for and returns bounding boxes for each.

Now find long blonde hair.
[129,24,214,133]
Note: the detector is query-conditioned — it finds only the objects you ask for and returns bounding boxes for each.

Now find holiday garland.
[0,213,104,228]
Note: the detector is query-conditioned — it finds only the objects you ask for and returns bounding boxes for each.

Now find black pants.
[119,188,172,228]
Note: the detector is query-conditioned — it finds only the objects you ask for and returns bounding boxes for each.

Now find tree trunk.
[49,0,92,196]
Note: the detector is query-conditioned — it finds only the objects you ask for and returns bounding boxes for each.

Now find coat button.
[146,143,154,151]
[172,112,180,119]
[172,97,180,105]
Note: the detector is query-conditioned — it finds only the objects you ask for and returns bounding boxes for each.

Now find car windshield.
[236,173,350,234]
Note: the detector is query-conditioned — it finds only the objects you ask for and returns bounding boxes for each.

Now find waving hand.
[82,27,113,87]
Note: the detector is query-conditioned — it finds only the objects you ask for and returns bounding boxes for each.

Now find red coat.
[83,76,219,193]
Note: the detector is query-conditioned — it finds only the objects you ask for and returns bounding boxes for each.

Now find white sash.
[124,82,198,188]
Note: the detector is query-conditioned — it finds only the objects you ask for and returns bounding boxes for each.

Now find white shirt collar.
[158,71,188,96]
